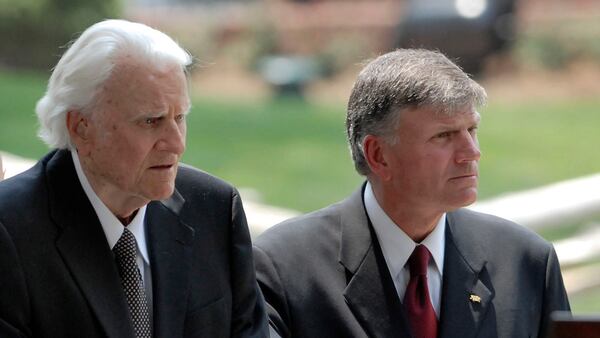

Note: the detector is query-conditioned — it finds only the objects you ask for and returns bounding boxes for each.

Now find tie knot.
[113,228,138,260]
[408,245,431,276]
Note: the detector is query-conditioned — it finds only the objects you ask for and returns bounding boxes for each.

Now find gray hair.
[36,19,192,149]
[346,49,487,176]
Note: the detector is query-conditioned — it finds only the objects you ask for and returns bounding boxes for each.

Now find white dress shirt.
[364,182,445,317]
[71,150,153,313]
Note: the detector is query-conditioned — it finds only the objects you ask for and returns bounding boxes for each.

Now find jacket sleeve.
[0,221,30,337]
[539,245,571,338]
[229,191,269,338]
[253,244,291,338]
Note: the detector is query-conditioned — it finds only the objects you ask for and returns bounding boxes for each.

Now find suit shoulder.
[255,201,343,253]
[176,163,237,197]
[0,160,47,213]
[450,208,554,253]
[453,208,541,236]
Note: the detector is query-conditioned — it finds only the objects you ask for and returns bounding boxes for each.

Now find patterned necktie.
[113,228,152,338]
[404,245,438,338]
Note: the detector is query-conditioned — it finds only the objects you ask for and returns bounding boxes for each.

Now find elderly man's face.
[81,62,189,204]
[380,106,481,214]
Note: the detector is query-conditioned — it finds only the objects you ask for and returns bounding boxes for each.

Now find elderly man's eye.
[144,117,158,125]
[175,114,186,122]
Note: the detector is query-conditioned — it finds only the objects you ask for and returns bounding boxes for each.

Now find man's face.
[379,106,481,214]
[80,62,189,203]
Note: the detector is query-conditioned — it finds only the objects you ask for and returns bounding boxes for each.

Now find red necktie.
[404,245,438,338]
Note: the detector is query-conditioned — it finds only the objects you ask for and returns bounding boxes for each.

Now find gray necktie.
[113,228,152,338]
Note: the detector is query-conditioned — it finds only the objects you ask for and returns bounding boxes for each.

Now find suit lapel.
[49,150,135,338]
[439,211,493,338]
[340,186,412,338]
[146,190,195,338]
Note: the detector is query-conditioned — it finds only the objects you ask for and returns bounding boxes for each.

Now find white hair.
[36,19,192,149]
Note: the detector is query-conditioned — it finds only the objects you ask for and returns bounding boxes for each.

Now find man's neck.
[370,182,443,243]
[117,209,139,226]
[77,161,147,220]
[86,178,146,220]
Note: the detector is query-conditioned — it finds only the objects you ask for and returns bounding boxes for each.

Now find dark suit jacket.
[254,185,570,338]
[0,149,267,338]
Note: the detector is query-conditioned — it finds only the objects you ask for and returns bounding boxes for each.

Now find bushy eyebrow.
[178,99,192,115]
[436,111,480,127]
[133,105,191,120]
[128,112,161,123]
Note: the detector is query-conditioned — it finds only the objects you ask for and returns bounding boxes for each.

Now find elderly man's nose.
[158,122,185,154]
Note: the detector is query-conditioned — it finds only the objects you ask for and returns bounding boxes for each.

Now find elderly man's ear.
[66,111,93,156]
[363,134,393,182]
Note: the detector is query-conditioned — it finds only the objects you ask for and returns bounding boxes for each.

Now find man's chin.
[462,191,478,207]
[144,184,176,201]
[448,189,478,210]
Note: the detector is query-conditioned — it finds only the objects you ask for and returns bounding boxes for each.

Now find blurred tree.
[0,0,121,70]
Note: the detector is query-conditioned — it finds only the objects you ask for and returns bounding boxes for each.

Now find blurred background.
[1,0,600,313]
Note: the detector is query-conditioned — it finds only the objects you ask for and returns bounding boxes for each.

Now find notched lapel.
[343,245,409,338]
[439,214,494,338]
[147,190,195,338]
[469,278,493,324]
[340,186,411,338]
[56,222,136,338]
[49,150,135,338]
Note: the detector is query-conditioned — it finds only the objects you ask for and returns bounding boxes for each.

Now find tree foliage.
[0,0,121,70]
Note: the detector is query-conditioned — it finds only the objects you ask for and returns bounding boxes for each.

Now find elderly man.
[254,49,570,338]
[0,20,267,337]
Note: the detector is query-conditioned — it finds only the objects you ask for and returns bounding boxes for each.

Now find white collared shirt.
[71,149,153,311]
[364,182,445,317]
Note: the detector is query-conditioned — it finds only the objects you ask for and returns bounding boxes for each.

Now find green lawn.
[479,99,600,198]
[1,69,600,312]
[571,286,600,313]
[0,70,49,158]
[182,96,362,211]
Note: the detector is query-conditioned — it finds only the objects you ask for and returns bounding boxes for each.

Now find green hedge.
[0,0,121,70]
[515,17,600,69]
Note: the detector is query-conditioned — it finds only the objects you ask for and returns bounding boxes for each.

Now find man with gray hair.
[0,20,267,337]
[254,49,570,338]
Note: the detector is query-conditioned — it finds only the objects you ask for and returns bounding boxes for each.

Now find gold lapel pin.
[469,294,481,303]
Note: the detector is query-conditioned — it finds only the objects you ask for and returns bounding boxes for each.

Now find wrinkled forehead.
[106,59,187,91]
[92,61,189,116]
[436,105,480,120]
[400,102,480,115]
[396,104,481,128]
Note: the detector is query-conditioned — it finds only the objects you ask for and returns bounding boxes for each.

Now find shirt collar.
[70,149,150,264]
[364,182,446,280]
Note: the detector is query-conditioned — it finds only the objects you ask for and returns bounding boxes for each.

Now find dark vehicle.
[396,0,517,75]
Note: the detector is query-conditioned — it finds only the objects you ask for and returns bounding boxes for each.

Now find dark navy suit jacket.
[0,149,267,337]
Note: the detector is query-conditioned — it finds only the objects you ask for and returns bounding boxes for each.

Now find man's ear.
[66,111,92,155]
[363,134,392,181]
